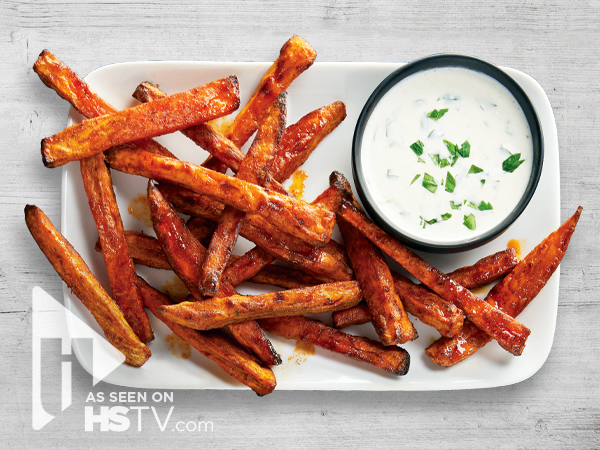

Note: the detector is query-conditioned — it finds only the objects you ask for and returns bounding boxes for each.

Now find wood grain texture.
[1,0,599,448]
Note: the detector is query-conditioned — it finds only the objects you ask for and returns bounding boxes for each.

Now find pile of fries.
[27,36,582,395]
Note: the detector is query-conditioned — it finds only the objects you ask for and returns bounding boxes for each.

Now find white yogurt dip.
[360,66,533,244]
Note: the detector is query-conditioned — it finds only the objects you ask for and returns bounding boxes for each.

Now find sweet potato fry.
[338,217,417,345]
[227,35,317,148]
[426,206,583,366]
[24,205,150,367]
[270,101,347,183]
[106,148,335,247]
[332,272,464,339]
[200,92,287,295]
[332,171,416,345]
[133,82,346,194]
[158,183,352,282]
[137,277,276,395]
[33,50,174,158]
[147,181,280,366]
[80,154,153,343]
[34,50,154,343]
[259,316,410,376]
[41,76,240,167]
[96,231,320,289]
[338,197,531,356]
[448,248,518,289]
[157,281,363,330]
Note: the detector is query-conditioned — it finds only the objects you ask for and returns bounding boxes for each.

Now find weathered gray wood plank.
[1,0,599,448]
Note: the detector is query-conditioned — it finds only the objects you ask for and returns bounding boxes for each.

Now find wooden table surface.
[2,1,598,448]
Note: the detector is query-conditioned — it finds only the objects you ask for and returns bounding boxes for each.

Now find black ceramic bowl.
[352,54,543,253]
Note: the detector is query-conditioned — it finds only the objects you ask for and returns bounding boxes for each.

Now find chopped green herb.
[443,139,458,156]
[418,156,426,163]
[387,169,399,178]
[445,172,456,193]
[463,213,476,230]
[422,173,437,193]
[457,140,471,158]
[502,153,525,172]
[420,216,438,228]
[480,179,486,186]
[427,109,449,121]
[450,154,459,167]
[429,154,451,168]
[468,164,483,174]
[469,201,494,211]
[410,140,424,156]
[441,213,452,221]
[450,201,462,210]
[410,174,421,185]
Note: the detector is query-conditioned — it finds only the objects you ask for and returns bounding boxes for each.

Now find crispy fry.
[227,35,317,148]
[426,206,583,366]
[338,197,531,356]
[80,154,153,343]
[106,148,335,247]
[41,76,240,167]
[24,205,150,367]
[392,273,464,338]
[33,50,175,158]
[338,216,417,345]
[157,281,363,330]
[333,272,464,339]
[137,277,276,395]
[34,50,154,343]
[133,83,345,200]
[448,248,518,289]
[96,230,320,289]
[332,171,416,345]
[270,101,346,183]
[200,92,287,295]
[158,183,352,282]
[147,181,280,366]
[259,316,410,375]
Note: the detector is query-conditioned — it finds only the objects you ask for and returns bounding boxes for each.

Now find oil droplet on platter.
[165,333,191,359]
[128,194,153,228]
[289,170,308,199]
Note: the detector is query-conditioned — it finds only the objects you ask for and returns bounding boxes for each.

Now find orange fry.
[147,181,280,366]
[227,35,317,148]
[106,148,335,247]
[137,278,276,395]
[200,92,287,295]
[25,205,150,367]
[426,206,583,366]
[157,281,363,330]
[80,155,153,343]
[33,50,174,158]
[338,197,531,356]
[448,248,518,289]
[260,316,410,376]
[41,76,240,167]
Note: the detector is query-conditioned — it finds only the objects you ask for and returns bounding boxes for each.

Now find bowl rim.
[352,53,544,253]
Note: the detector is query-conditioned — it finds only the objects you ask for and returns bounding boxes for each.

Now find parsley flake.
[410,140,424,156]
[410,174,421,185]
[427,109,449,121]
[463,213,477,230]
[445,172,456,193]
[422,173,437,193]
[502,153,525,172]
[468,164,483,174]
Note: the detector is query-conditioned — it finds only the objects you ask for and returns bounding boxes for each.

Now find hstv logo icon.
[31,287,125,430]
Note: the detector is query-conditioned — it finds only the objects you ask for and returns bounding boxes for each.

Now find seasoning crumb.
[165,333,191,359]
[287,339,315,365]
[128,193,153,228]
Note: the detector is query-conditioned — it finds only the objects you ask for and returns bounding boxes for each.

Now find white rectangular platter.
[61,60,560,391]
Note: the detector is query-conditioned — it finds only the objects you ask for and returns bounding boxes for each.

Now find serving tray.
[61,60,560,390]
